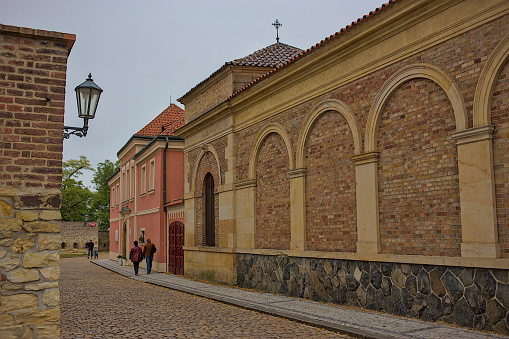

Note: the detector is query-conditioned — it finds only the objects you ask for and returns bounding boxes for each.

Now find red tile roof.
[229,1,397,100]
[179,43,302,102]
[135,104,185,137]
[229,42,302,67]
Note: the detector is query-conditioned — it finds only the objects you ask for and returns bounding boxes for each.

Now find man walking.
[143,238,156,274]
[87,240,94,259]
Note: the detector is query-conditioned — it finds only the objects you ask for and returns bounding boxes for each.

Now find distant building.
[60,221,98,254]
[108,104,185,274]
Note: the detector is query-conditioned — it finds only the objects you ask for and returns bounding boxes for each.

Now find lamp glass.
[75,75,102,120]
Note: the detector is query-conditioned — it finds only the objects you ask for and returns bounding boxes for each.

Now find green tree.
[61,156,93,221]
[89,159,120,231]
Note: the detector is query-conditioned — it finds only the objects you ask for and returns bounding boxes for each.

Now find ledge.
[452,125,494,145]
[184,246,509,269]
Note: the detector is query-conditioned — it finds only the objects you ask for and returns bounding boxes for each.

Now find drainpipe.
[163,136,169,272]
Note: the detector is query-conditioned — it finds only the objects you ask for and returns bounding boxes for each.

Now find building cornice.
[177,0,508,137]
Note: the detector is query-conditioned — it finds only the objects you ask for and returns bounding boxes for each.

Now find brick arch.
[377,77,460,256]
[473,33,509,127]
[365,63,467,152]
[248,123,294,181]
[191,143,221,193]
[255,131,291,250]
[296,99,361,168]
[195,163,219,196]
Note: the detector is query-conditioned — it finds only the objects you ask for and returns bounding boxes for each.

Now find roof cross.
[272,19,282,43]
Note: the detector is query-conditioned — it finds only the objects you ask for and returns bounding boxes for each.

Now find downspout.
[163,136,169,272]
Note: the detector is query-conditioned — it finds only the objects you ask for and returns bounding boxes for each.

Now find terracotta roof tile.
[229,1,397,100]
[228,42,303,67]
[178,43,302,102]
[135,104,185,137]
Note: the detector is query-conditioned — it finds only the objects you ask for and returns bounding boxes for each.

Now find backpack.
[150,244,157,255]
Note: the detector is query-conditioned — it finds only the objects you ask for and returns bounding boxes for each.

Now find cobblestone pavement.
[59,254,349,338]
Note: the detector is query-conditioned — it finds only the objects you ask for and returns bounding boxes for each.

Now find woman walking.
[129,241,143,276]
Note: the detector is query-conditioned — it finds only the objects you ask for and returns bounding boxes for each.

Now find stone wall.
[98,230,109,252]
[60,221,98,254]
[0,24,74,338]
[237,254,509,334]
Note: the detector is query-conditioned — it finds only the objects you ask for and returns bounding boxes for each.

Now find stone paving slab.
[92,259,507,339]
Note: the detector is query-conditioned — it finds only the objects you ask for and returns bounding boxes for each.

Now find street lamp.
[63,73,103,139]
[84,214,89,227]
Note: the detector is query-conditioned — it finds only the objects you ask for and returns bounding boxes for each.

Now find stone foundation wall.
[237,254,509,335]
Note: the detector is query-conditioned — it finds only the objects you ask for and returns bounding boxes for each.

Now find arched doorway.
[168,221,184,275]
[204,173,215,247]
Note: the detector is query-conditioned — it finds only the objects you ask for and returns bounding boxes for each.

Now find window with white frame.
[149,159,155,192]
[126,168,130,201]
[112,187,115,208]
[141,165,146,195]
[122,170,126,202]
[131,164,134,200]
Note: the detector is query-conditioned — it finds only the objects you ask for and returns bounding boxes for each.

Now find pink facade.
[108,105,185,273]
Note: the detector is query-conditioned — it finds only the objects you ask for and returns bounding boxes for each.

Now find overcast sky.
[3,0,384,188]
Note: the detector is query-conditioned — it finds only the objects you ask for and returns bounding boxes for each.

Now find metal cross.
[272,19,282,43]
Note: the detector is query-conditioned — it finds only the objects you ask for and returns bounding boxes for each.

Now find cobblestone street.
[59,254,349,338]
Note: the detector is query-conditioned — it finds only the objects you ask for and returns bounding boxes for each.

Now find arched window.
[204,173,215,246]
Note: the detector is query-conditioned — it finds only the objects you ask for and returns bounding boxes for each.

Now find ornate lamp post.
[63,73,103,139]
[84,214,89,227]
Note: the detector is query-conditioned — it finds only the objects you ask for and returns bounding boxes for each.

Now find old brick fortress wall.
[0,25,75,338]
[60,221,98,254]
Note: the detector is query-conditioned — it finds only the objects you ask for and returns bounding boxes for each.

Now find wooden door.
[169,221,184,275]
[205,173,215,246]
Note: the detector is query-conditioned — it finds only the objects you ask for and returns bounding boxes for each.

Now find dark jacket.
[87,241,94,250]
[129,246,142,263]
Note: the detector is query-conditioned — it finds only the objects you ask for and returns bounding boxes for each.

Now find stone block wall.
[238,254,509,334]
[0,25,74,338]
[60,221,98,254]
[98,230,109,252]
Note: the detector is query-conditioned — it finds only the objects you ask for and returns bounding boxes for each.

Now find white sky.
[2,0,384,189]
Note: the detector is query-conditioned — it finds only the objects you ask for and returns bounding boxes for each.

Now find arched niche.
[365,63,467,152]
[296,99,361,169]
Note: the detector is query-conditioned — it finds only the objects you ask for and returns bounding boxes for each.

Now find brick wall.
[493,61,509,258]
[305,111,357,252]
[0,25,74,338]
[184,73,232,123]
[255,133,291,250]
[229,16,509,254]
[194,151,219,246]
[377,78,461,256]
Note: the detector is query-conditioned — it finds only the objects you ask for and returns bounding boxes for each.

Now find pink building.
[108,104,185,274]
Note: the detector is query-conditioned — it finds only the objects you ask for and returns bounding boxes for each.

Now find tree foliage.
[89,159,120,231]
[60,156,119,231]
[61,156,93,222]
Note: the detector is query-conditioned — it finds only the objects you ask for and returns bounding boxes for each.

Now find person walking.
[87,240,94,259]
[129,241,143,276]
[143,238,156,274]
[93,241,99,259]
